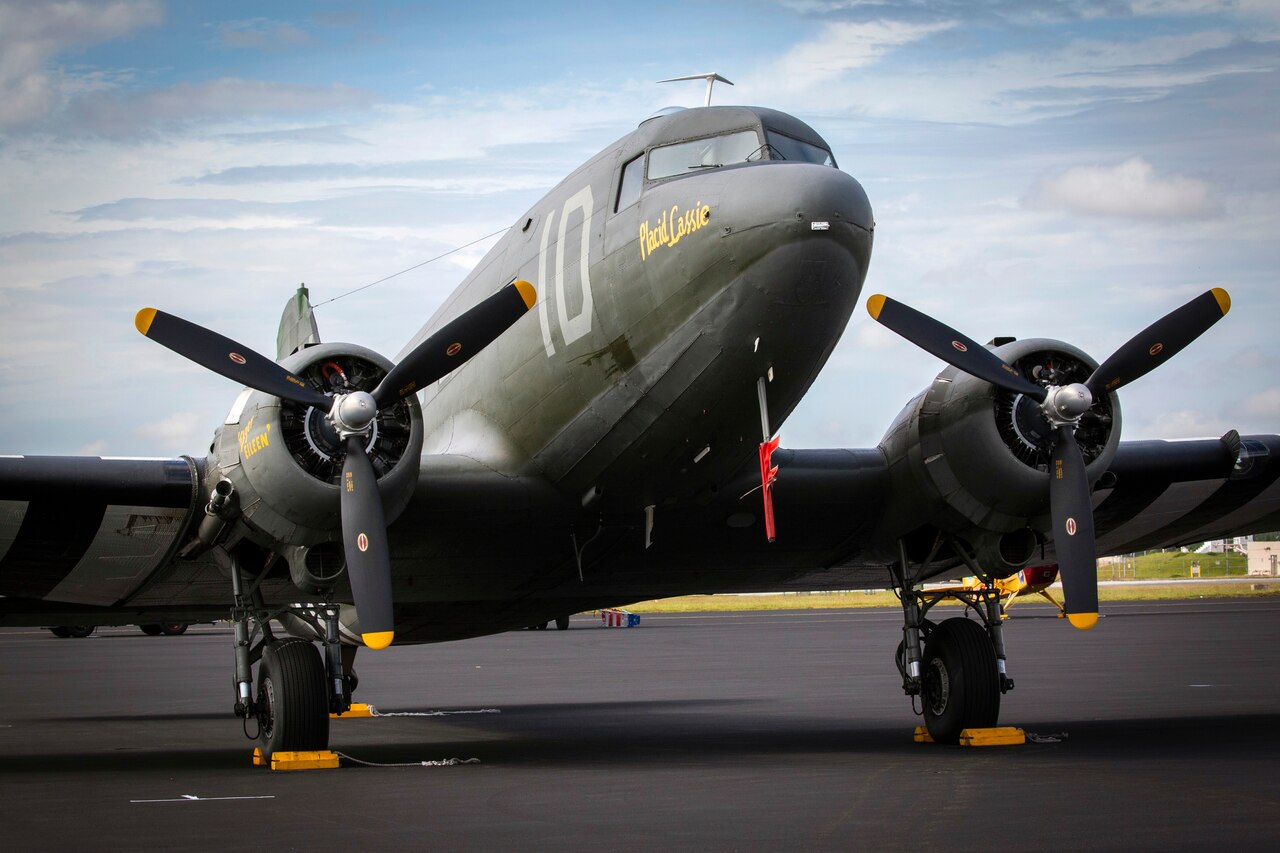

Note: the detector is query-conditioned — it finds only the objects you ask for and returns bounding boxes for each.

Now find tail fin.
[277,284,321,361]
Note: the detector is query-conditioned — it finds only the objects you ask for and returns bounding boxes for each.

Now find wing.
[765,432,1280,585]
[1093,434,1280,555]
[0,456,206,623]
[4,435,1275,637]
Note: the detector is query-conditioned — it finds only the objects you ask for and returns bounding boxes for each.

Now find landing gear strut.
[225,551,352,758]
[891,537,1014,744]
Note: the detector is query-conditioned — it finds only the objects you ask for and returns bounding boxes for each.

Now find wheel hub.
[923,656,951,717]
[258,676,276,739]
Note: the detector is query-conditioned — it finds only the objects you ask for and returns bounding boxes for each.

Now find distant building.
[1247,542,1280,577]
[1197,536,1253,554]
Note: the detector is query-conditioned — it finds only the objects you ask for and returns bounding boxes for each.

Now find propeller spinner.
[867,288,1231,629]
[136,280,536,649]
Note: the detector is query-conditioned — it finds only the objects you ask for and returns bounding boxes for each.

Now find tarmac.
[1,598,1278,850]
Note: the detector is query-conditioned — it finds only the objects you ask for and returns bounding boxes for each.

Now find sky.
[1,0,1277,458]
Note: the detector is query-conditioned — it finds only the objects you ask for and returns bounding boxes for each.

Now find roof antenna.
[657,73,734,107]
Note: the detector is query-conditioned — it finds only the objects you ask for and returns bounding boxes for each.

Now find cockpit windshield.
[647,130,763,180]
[643,127,837,185]
[764,130,836,167]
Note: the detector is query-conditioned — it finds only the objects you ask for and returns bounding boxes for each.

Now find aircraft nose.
[722,162,874,237]
[720,162,875,295]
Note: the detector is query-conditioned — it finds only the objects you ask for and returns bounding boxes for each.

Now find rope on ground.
[366,705,501,717]
[335,752,481,768]
[1025,731,1069,743]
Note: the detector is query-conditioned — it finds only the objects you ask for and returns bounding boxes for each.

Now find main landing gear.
[225,552,355,759]
[892,538,1015,744]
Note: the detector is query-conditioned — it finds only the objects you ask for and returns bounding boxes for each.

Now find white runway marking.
[130,794,276,804]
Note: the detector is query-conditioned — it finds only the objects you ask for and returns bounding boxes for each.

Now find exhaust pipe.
[182,479,240,556]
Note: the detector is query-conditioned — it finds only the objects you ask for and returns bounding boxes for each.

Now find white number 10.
[538,185,595,357]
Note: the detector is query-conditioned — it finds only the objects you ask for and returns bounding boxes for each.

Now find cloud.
[136,411,203,450]
[61,77,377,137]
[1132,1,1280,22]
[214,18,310,50]
[751,18,954,94]
[184,159,565,195]
[0,0,371,139]
[785,1,1280,25]
[0,0,162,129]
[1242,388,1280,420]
[781,0,1112,23]
[1026,157,1215,219]
[217,125,372,146]
[1115,407,1233,441]
[742,7,1274,126]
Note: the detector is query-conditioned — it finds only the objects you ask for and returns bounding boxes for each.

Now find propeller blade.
[339,436,395,649]
[1049,426,1099,630]
[1086,288,1230,398]
[866,294,1046,400]
[372,280,536,408]
[135,308,330,408]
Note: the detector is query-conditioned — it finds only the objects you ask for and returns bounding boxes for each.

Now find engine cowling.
[206,342,424,585]
[879,337,1121,573]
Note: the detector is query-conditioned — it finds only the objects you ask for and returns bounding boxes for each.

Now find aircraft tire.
[921,617,999,744]
[555,615,570,631]
[256,638,328,759]
[159,622,188,636]
[62,626,95,638]
[138,624,164,636]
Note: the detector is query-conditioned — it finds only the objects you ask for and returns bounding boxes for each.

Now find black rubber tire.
[138,624,164,636]
[48,627,71,638]
[921,617,1000,744]
[63,626,95,638]
[555,615,570,631]
[256,638,329,759]
[159,622,188,636]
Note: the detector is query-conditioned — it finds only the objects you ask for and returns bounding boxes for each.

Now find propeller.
[867,288,1231,629]
[136,280,536,649]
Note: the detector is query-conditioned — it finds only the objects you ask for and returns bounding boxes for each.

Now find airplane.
[2,97,1278,755]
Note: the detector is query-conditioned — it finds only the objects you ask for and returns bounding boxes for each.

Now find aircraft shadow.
[330,707,1280,768]
[0,707,1274,776]
[36,712,231,723]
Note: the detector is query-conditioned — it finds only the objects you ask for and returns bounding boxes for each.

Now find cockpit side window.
[647,129,762,181]
[615,154,644,212]
[764,131,836,167]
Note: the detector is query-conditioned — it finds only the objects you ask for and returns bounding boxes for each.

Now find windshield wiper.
[747,144,785,162]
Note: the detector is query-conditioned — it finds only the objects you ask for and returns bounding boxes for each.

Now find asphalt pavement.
[1,599,1277,851]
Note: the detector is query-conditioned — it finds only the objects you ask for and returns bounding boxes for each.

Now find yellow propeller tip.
[513,279,537,310]
[1067,613,1098,631]
[866,294,887,320]
[362,631,394,650]
[135,307,157,335]
[1210,287,1231,316]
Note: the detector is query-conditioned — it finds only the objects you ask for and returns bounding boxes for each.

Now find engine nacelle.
[206,342,424,567]
[879,338,1121,573]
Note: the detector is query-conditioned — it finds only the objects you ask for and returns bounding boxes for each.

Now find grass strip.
[621,582,1280,614]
